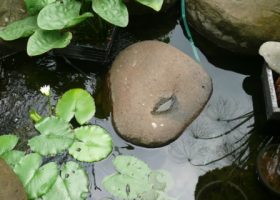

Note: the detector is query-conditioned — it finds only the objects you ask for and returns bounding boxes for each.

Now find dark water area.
[0,7,279,200]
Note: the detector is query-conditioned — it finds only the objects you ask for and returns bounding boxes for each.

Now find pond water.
[0,9,279,200]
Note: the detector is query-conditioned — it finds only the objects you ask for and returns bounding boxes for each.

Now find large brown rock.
[0,159,27,200]
[0,0,26,27]
[109,41,212,147]
[187,0,280,54]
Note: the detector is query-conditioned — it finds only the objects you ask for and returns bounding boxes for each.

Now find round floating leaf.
[42,162,89,200]
[38,0,93,30]
[92,0,128,27]
[148,170,172,191]
[135,0,163,11]
[24,0,56,15]
[103,174,151,199]
[29,117,74,156]
[113,156,151,180]
[69,126,113,162]
[1,150,25,168]
[0,16,38,41]
[56,89,96,125]
[0,135,19,155]
[27,29,72,56]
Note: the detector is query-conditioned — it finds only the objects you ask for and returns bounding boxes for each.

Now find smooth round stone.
[0,159,27,200]
[109,41,212,147]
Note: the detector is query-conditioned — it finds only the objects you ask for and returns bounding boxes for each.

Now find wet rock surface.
[187,0,280,54]
[0,159,27,200]
[0,0,26,27]
[109,41,212,147]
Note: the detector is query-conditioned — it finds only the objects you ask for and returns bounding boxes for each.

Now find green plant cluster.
[0,0,163,56]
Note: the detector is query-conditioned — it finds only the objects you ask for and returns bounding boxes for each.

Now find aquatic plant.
[0,0,164,56]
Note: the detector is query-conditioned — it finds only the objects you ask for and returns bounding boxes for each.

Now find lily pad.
[38,0,93,30]
[0,135,19,155]
[1,150,25,168]
[68,126,113,162]
[0,16,38,41]
[148,170,172,191]
[28,116,74,156]
[135,0,164,11]
[56,89,96,125]
[14,153,58,199]
[42,161,89,200]
[92,0,128,27]
[24,0,56,15]
[27,29,72,56]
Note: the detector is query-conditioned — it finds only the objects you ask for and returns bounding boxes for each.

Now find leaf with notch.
[38,0,93,30]
[92,0,128,27]
[68,126,113,162]
[0,135,19,155]
[135,0,163,11]
[56,89,96,125]
[24,0,56,15]
[27,29,72,56]
[0,16,38,41]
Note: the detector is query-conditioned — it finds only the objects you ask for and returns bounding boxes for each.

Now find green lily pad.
[0,150,25,168]
[0,16,38,41]
[28,116,74,156]
[0,135,19,155]
[14,153,58,199]
[42,161,89,200]
[135,0,163,11]
[27,29,72,56]
[92,0,128,27]
[24,0,56,15]
[38,0,93,30]
[148,170,172,191]
[56,89,96,125]
[68,126,113,162]
[113,155,151,180]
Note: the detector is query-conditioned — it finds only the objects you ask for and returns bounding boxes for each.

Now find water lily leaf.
[28,116,74,156]
[56,89,96,125]
[0,16,38,41]
[27,29,72,56]
[92,0,128,27]
[42,161,89,200]
[68,126,113,162]
[113,156,151,180]
[24,0,56,15]
[38,0,93,30]
[14,153,58,199]
[0,135,19,155]
[135,0,163,11]
[103,174,151,199]
[148,170,172,191]
[0,150,25,168]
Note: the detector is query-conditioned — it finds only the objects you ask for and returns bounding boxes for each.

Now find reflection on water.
[0,13,277,200]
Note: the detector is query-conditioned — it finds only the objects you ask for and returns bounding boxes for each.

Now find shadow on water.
[0,5,279,200]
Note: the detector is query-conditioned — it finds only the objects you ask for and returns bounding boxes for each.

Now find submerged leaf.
[135,0,163,11]
[42,162,89,200]
[56,89,96,125]
[92,0,128,27]
[24,0,56,15]
[0,16,38,41]
[1,150,25,168]
[0,135,19,155]
[148,170,172,191]
[68,126,113,162]
[27,29,72,56]
[38,0,93,30]
[29,116,74,156]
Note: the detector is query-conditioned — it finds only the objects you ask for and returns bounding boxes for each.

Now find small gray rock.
[259,41,280,74]
[109,41,212,147]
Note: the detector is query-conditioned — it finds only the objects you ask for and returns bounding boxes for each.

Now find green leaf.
[24,0,56,15]
[92,0,128,27]
[27,29,72,56]
[42,162,89,200]
[0,150,25,168]
[68,126,113,162]
[29,116,74,156]
[148,170,172,191]
[0,135,19,155]
[14,153,58,199]
[113,156,151,180]
[56,89,96,125]
[0,16,38,41]
[38,0,93,30]
[135,0,163,11]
